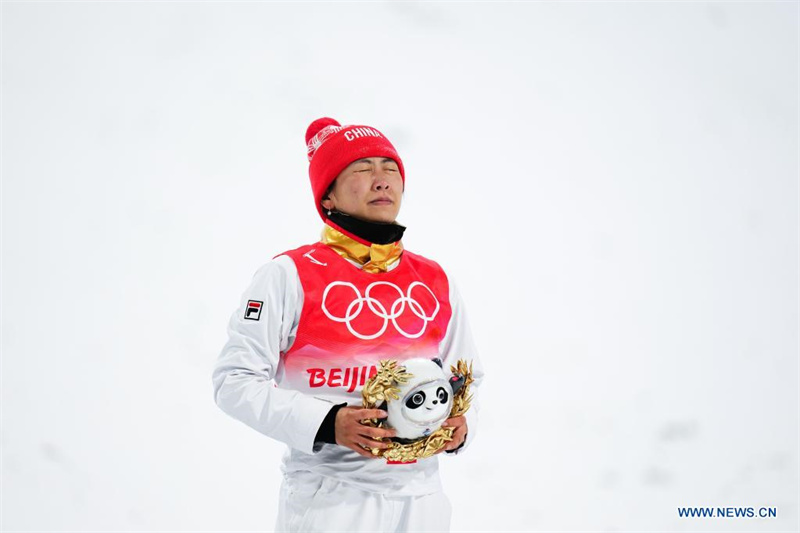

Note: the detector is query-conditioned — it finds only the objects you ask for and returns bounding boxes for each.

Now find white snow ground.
[1,1,798,532]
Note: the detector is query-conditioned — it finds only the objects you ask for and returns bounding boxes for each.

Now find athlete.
[212,117,484,533]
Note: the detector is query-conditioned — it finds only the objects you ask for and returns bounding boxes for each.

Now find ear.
[449,374,465,395]
[321,197,334,210]
[431,358,443,368]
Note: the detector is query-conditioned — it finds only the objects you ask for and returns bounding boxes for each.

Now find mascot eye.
[436,387,448,403]
[406,391,426,409]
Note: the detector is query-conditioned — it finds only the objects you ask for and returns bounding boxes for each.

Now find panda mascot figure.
[361,357,472,462]
[386,358,454,442]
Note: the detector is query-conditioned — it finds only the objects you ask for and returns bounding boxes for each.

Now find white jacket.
[212,251,484,495]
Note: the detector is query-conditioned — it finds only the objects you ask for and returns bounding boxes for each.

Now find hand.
[335,407,397,459]
[439,416,468,453]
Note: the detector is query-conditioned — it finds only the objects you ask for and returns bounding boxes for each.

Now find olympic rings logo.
[321,281,440,340]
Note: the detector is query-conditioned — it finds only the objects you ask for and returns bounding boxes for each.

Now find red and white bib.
[279,243,452,404]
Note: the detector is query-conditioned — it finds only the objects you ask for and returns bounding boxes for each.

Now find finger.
[435,430,456,453]
[444,427,466,451]
[359,426,396,440]
[353,409,388,421]
[357,437,392,450]
[442,416,466,428]
[344,439,380,457]
[451,426,467,446]
[354,440,387,456]
[351,445,379,459]
[436,436,457,454]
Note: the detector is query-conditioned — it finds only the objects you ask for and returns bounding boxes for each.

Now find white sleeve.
[438,275,485,455]
[211,255,336,455]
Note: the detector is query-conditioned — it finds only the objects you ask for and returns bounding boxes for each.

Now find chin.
[363,210,398,224]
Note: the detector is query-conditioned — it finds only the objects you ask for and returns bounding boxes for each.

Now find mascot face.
[386,358,453,440]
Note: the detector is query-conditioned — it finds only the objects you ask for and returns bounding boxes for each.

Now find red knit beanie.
[306,117,405,222]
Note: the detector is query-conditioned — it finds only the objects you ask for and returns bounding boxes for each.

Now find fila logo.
[303,250,327,266]
[244,300,263,320]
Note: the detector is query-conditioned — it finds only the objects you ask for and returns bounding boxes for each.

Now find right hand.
[334,407,397,458]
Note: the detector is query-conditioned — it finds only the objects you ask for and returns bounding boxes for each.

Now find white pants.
[275,471,452,533]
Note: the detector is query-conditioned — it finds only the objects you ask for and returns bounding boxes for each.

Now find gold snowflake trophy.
[360,359,474,463]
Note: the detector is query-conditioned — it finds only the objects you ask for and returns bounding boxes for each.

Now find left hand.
[438,416,468,453]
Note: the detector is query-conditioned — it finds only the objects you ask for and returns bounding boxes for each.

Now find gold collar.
[321,225,403,273]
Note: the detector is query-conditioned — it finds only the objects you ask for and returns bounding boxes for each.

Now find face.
[321,157,403,223]
[402,381,451,425]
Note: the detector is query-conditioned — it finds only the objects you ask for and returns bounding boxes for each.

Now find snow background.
[2,1,798,532]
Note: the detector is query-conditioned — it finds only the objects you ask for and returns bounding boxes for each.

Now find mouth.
[369,197,393,205]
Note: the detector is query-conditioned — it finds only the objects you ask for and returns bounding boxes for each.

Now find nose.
[373,165,395,189]
[432,400,438,405]
[373,175,391,191]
